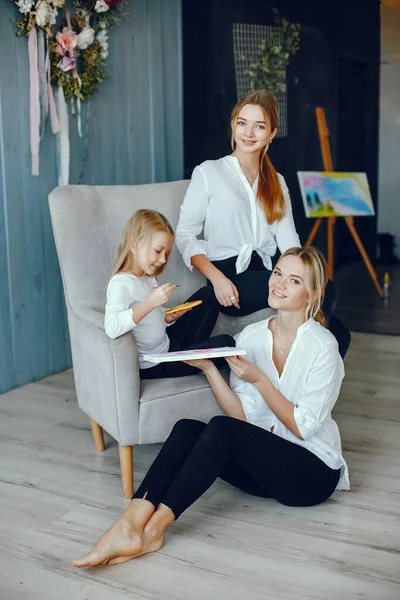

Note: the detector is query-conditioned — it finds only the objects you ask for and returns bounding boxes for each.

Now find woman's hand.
[211,273,240,309]
[164,306,192,324]
[181,358,215,373]
[148,283,176,308]
[225,355,263,384]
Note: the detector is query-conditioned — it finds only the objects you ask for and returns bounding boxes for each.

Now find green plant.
[245,9,301,95]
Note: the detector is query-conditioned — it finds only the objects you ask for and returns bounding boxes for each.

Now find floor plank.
[335,262,400,335]
[0,332,399,600]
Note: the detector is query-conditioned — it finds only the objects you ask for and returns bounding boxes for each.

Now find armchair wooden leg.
[89,418,105,451]
[119,445,134,499]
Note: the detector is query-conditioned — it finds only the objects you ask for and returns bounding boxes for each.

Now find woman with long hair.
[73,247,349,568]
[175,90,350,357]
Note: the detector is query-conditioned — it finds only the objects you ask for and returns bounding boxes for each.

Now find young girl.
[74,246,350,568]
[104,209,234,379]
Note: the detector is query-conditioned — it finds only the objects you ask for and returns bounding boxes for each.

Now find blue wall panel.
[0,0,183,393]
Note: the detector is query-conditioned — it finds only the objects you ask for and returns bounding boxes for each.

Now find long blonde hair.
[230,89,285,224]
[278,247,329,326]
[112,209,174,277]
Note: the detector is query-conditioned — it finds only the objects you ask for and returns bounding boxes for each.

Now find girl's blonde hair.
[278,246,329,326]
[112,209,174,277]
[230,89,285,224]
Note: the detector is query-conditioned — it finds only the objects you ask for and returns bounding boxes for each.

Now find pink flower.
[58,56,76,72]
[105,0,123,5]
[56,28,78,57]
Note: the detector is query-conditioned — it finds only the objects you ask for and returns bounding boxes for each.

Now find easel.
[305,107,383,297]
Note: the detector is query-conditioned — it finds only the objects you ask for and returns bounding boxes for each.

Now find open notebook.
[143,347,246,363]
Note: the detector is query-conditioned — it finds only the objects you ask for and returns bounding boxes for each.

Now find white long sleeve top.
[104,273,169,370]
[232,316,350,490]
[176,156,301,275]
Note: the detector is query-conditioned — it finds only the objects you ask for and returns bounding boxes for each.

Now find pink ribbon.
[28,28,40,176]
[46,51,60,134]
[64,9,82,137]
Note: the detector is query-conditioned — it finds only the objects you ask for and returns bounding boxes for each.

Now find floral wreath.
[12,0,127,181]
[13,0,127,101]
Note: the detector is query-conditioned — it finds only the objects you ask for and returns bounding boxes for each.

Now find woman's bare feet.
[72,498,155,568]
[72,516,143,567]
[72,502,175,568]
[106,503,174,565]
[106,525,164,565]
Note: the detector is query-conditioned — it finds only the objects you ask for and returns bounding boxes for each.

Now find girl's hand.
[181,358,215,373]
[149,283,176,308]
[211,274,240,309]
[225,355,263,384]
[164,306,192,324]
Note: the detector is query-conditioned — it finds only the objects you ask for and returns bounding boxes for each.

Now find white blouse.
[104,273,169,370]
[176,155,301,275]
[232,317,350,490]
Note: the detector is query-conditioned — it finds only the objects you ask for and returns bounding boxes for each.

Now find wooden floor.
[1,332,400,600]
[335,262,400,335]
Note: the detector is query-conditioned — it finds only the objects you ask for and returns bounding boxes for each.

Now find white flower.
[48,7,57,25]
[77,27,95,50]
[16,0,34,14]
[35,1,51,27]
[48,0,64,7]
[36,1,57,27]
[97,28,109,58]
[97,30,108,44]
[94,0,109,13]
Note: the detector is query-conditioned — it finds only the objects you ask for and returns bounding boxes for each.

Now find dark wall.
[182,0,381,265]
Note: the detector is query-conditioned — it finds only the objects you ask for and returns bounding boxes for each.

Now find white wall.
[379,2,400,248]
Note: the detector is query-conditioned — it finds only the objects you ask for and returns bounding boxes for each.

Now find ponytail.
[313,307,327,328]
[258,147,286,224]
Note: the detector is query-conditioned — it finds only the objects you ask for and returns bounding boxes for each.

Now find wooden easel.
[305,107,383,297]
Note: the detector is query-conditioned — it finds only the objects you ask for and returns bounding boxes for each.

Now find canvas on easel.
[297,172,375,218]
[301,107,383,297]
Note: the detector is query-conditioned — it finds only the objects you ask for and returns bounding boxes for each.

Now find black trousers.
[133,417,341,519]
[141,285,235,379]
[190,252,351,358]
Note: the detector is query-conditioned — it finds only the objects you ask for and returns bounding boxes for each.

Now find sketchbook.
[142,347,246,363]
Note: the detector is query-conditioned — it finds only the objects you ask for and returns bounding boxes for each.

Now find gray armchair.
[48,182,274,496]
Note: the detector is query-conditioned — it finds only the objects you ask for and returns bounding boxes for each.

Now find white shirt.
[176,156,301,274]
[232,317,350,490]
[104,273,169,369]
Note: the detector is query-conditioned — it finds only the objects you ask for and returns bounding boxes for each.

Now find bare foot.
[107,527,164,565]
[103,504,174,566]
[72,517,143,568]
[73,502,173,568]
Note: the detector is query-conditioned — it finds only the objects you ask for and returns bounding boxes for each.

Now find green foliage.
[244,9,301,95]
[49,38,106,101]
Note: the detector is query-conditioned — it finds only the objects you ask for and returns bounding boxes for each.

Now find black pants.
[141,285,235,379]
[133,417,341,519]
[190,252,351,358]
